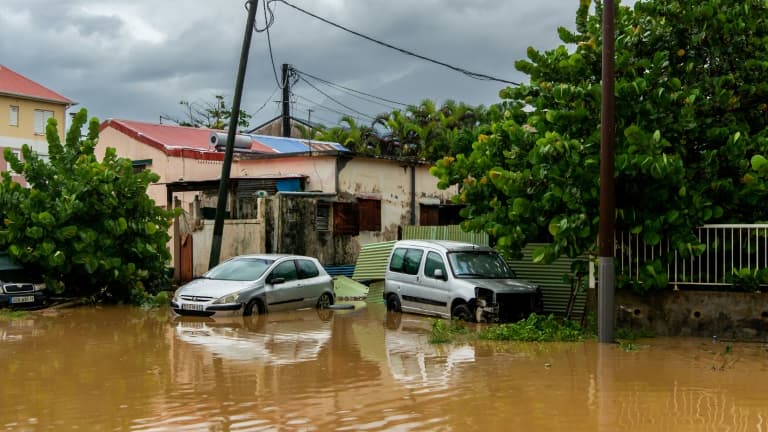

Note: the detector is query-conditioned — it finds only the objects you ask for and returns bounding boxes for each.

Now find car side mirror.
[269,276,286,285]
[433,269,447,280]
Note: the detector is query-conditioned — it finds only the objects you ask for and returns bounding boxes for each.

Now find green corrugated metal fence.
[401,225,489,245]
[507,243,587,318]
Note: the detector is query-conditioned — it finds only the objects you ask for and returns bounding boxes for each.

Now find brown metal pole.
[598,0,616,343]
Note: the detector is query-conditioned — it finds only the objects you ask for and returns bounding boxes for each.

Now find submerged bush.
[478,314,586,342]
[429,318,469,344]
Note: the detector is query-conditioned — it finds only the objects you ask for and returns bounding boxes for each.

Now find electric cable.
[247,0,285,88]
[252,87,280,116]
[293,68,407,109]
[275,0,519,86]
[294,93,373,124]
[297,76,378,122]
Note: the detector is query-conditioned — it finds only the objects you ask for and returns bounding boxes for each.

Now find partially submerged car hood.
[464,278,538,294]
[177,278,257,297]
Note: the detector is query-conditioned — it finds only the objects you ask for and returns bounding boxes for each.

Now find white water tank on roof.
[209,132,252,149]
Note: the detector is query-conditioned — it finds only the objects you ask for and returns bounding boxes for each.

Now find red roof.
[99,119,278,160]
[0,64,75,105]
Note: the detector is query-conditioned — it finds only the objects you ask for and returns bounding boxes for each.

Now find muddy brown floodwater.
[1,303,768,431]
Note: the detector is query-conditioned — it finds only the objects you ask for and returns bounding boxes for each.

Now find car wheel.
[244,299,263,316]
[451,303,474,322]
[386,293,401,312]
[316,292,334,309]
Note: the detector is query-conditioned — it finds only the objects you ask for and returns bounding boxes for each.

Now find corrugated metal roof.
[249,135,349,153]
[401,225,489,245]
[351,241,396,282]
[99,120,348,157]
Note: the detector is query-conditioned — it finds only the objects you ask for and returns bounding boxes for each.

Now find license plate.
[11,296,35,304]
[181,303,205,311]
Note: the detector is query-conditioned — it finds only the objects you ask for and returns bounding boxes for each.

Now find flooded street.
[2,304,768,431]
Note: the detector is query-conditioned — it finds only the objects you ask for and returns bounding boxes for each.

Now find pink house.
[97,119,460,280]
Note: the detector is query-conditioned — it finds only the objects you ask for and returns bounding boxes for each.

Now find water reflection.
[1,305,768,431]
[173,308,332,365]
[383,313,475,390]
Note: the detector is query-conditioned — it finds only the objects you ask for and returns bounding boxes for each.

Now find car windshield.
[204,257,275,281]
[448,251,515,279]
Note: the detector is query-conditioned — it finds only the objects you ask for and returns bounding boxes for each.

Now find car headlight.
[33,283,46,292]
[213,292,239,304]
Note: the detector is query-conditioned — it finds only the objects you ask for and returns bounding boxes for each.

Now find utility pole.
[282,63,291,137]
[598,0,616,343]
[307,108,313,156]
[209,0,259,269]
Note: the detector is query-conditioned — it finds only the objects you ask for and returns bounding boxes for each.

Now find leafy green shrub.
[479,314,586,342]
[0,108,178,303]
[725,267,768,292]
[428,318,468,344]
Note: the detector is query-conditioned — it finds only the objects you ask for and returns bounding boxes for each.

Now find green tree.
[176,95,252,130]
[313,100,489,161]
[430,0,768,292]
[0,108,177,302]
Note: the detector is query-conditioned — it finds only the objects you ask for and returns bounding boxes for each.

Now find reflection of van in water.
[383,240,542,323]
[384,314,474,387]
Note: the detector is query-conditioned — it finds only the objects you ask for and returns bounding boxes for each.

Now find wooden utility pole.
[209,0,258,269]
[282,63,291,137]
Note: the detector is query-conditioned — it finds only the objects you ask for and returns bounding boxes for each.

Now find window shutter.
[333,202,359,236]
[419,205,439,226]
[358,199,381,231]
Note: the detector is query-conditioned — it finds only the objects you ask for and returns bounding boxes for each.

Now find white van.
[383,240,543,323]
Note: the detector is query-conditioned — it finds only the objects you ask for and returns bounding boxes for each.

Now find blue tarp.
[275,178,302,192]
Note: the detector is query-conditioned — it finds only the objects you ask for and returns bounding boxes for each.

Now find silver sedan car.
[171,254,335,317]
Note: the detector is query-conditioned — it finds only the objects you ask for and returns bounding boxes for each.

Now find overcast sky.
[1,0,634,131]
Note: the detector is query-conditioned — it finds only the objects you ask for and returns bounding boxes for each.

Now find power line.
[291,103,336,125]
[251,86,280,116]
[275,0,520,86]
[249,0,286,89]
[293,67,407,109]
[297,76,379,121]
[294,94,373,124]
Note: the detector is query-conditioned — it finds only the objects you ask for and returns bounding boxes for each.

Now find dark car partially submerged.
[0,251,47,309]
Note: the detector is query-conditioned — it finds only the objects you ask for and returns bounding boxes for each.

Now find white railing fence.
[617,224,768,288]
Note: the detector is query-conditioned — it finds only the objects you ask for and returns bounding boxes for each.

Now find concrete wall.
[266,195,357,266]
[239,155,337,193]
[191,219,266,276]
[616,289,768,341]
